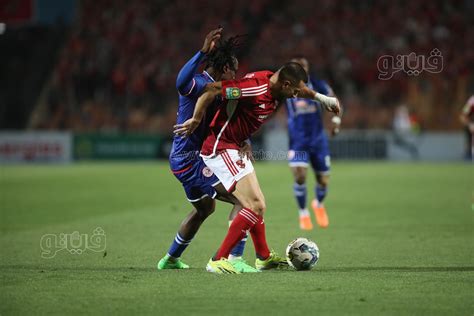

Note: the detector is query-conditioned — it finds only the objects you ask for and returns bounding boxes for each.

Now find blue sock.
[293,183,307,210]
[230,235,247,257]
[316,184,328,203]
[167,233,192,259]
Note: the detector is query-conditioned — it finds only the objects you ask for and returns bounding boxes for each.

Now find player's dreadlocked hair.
[204,35,244,72]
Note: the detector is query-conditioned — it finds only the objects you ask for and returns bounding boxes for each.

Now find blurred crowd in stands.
[33,0,473,133]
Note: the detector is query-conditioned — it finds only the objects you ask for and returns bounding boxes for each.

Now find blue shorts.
[171,159,220,202]
[288,142,331,175]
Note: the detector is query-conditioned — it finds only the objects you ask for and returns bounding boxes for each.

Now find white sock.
[299,208,310,217]
[228,254,242,261]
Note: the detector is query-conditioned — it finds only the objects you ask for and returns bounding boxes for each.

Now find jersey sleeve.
[186,76,208,98]
[221,77,268,103]
[313,79,333,96]
[176,51,205,96]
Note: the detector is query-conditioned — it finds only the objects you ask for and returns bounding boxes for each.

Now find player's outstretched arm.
[176,27,222,95]
[298,86,341,115]
[174,82,222,137]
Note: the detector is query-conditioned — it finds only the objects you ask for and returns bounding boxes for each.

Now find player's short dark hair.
[279,62,308,85]
[204,35,243,72]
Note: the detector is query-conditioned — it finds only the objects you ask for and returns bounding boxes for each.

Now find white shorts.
[201,149,254,192]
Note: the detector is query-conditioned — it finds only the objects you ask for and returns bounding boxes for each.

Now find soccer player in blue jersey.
[157,28,257,273]
[285,57,341,230]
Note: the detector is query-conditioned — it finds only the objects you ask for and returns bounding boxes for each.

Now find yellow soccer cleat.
[255,250,289,271]
[206,258,240,274]
[229,258,260,273]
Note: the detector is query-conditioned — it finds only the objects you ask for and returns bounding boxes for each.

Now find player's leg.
[214,184,257,273]
[316,173,329,204]
[289,150,312,230]
[465,126,473,160]
[158,194,215,270]
[217,170,268,258]
[228,209,248,260]
[204,149,287,271]
[159,162,227,270]
[229,172,287,270]
[310,149,331,228]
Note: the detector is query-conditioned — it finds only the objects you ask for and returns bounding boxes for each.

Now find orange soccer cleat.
[312,199,329,228]
[299,214,313,230]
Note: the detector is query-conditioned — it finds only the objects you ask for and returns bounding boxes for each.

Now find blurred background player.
[285,57,340,230]
[158,28,257,273]
[459,95,474,160]
[175,62,340,273]
[392,104,420,160]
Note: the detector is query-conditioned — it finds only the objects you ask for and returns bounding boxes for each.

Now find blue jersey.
[285,76,332,149]
[169,52,218,171]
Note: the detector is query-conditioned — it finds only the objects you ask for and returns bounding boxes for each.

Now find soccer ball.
[286,237,320,270]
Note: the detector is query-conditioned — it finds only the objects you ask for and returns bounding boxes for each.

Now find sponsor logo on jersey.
[202,166,214,177]
[294,99,318,115]
[226,87,241,99]
[259,104,265,109]
[258,114,268,120]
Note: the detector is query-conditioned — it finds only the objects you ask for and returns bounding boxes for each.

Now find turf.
[0,161,473,315]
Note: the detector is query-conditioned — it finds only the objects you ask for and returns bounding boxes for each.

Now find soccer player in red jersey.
[175,62,340,273]
[460,95,474,160]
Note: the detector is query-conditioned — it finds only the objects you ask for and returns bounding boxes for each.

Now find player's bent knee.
[250,199,266,215]
[193,198,215,219]
[292,167,307,185]
[318,175,330,187]
[295,174,306,185]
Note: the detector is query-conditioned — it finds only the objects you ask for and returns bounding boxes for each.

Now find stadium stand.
[1,0,473,132]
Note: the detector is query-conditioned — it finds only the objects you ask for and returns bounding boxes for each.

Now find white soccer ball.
[286,237,320,270]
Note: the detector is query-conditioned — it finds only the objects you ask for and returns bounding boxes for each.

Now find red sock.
[250,215,270,260]
[214,208,258,260]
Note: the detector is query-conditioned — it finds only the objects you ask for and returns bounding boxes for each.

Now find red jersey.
[201,71,276,156]
[462,95,474,121]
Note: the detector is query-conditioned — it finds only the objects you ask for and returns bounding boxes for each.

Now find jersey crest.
[225,87,241,99]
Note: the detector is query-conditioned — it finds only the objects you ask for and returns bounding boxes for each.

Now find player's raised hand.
[201,27,223,54]
[323,97,340,115]
[173,118,200,138]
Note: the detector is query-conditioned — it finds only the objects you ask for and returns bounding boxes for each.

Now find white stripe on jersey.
[242,86,267,93]
[182,78,196,96]
[241,84,268,92]
[211,118,231,156]
[242,87,267,96]
[242,89,268,97]
[209,100,238,157]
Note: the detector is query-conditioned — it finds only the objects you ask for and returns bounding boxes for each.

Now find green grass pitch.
[1,161,473,315]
